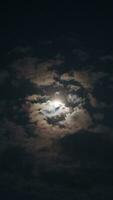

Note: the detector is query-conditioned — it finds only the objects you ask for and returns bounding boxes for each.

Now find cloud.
[1,53,110,141]
[61,70,108,90]
[23,96,92,138]
[93,113,104,121]
[88,93,98,107]
[65,107,93,131]
[0,43,113,199]
[67,93,85,106]
[25,94,50,103]
[67,84,80,92]
[1,47,111,141]
[99,55,113,61]
[90,124,113,134]
[0,119,27,143]
[12,57,63,86]
[60,72,73,81]
[8,46,31,57]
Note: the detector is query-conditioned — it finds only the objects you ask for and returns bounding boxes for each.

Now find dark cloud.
[99,54,113,62]
[0,38,113,199]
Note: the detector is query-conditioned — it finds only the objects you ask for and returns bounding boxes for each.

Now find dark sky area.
[0,1,113,200]
[0,1,112,49]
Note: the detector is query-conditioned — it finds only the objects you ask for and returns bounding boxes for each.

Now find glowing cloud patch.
[51,100,64,108]
[41,99,69,118]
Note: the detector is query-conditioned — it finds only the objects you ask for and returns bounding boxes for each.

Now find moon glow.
[41,99,69,118]
[50,100,64,108]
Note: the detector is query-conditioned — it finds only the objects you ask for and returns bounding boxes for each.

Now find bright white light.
[42,99,69,117]
[51,100,64,108]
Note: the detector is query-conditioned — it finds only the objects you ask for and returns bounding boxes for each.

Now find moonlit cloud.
[61,70,107,90]
[9,55,110,138]
[23,93,92,138]
[12,57,63,86]
[0,48,112,140]
[0,40,113,199]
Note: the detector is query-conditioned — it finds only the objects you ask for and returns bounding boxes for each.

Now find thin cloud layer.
[0,42,113,198]
[0,52,109,138]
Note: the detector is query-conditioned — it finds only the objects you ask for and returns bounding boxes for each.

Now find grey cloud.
[11,57,63,86]
[99,55,113,61]
[61,70,108,90]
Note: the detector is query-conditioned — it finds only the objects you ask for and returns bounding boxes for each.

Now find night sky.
[0,1,113,199]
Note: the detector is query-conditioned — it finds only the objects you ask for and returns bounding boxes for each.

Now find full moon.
[51,100,64,108]
[41,99,69,119]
